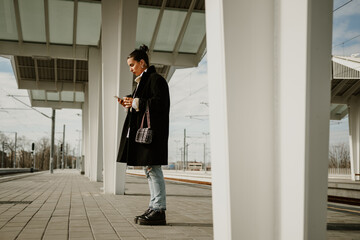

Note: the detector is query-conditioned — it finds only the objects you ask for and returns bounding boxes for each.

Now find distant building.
[188,162,202,171]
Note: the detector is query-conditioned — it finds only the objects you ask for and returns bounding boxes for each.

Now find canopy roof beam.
[31,100,82,109]
[18,80,85,92]
[34,59,40,89]
[151,51,197,67]
[13,0,23,45]
[44,0,50,49]
[73,0,78,57]
[342,80,360,100]
[0,41,88,60]
[331,79,349,98]
[196,35,206,63]
[173,0,196,56]
[149,0,167,54]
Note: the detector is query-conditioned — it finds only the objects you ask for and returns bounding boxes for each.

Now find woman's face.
[127,57,145,76]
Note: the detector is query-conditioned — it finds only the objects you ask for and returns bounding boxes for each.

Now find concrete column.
[205,0,332,239]
[348,97,360,180]
[88,47,103,182]
[83,84,90,177]
[101,0,138,194]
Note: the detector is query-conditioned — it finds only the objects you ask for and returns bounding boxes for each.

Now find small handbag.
[135,102,153,144]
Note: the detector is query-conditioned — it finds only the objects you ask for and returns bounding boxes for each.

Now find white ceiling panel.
[0,0,18,41]
[61,91,74,102]
[179,12,205,53]
[49,0,74,45]
[19,0,46,43]
[136,7,160,48]
[77,1,101,45]
[47,91,60,101]
[32,89,46,100]
[75,91,84,102]
[154,10,186,52]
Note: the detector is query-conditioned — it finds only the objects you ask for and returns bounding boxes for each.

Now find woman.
[117,45,170,225]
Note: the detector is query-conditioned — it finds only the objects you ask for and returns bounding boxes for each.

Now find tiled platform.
[0,170,359,240]
[0,170,212,240]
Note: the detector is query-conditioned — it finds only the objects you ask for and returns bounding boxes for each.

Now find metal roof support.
[151,52,197,67]
[331,79,349,98]
[28,90,34,106]
[149,0,167,53]
[32,100,82,109]
[196,35,206,63]
[44,0,50,50]
[13,0,23,45]
[17,80,84,91]
[34,59,40,89]
[73,60,77,101]
[54,59,58,90]
[206,0,332,238]
[342,80,360,100]
[330,104,345,120]
[0,41,88,60]
[347,97,360,181]
[12,56,22,88]
[172,0,196,57]
[334,109,348,120]
[73,0,78,58]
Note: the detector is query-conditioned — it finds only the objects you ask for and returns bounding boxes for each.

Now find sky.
[0,57,82,154]
[168,56,209,164]
[332,0,360,56]
[329,0,360,145]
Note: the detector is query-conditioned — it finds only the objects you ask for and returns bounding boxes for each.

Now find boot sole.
[138,219,166,225]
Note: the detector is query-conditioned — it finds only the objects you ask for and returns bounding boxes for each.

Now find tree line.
[329,143,351,168]
[0,132,77,170]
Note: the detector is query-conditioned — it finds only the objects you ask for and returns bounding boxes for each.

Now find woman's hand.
[123,97,133,108]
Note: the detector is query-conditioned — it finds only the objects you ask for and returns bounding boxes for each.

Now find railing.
[328,168,351,179]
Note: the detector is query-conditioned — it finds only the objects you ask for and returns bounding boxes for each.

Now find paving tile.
[69,231,93,238]
[93,233,120,240]
[42,234,68,240]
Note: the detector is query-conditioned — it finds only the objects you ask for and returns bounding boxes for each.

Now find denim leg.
[146,165,166,210]
[144,166,155,209]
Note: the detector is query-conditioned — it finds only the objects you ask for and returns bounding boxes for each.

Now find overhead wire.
[333,0,353,12]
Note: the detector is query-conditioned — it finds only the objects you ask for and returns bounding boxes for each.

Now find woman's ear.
[140,59,146,68]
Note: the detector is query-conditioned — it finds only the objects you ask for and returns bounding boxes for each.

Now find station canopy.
[331,56,360,120]
[0,0,206,109]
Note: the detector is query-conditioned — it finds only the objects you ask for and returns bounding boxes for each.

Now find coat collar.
[141,65,156,80]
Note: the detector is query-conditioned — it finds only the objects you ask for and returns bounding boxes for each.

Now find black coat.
[117,66,170,166]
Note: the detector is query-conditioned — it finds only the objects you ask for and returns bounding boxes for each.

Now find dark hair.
[128,44,149,67]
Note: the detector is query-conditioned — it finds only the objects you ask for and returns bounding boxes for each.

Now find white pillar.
[83,84,90,177]
[88,47,103,182]
[205,0,332,239]
[101,0,138,194]
[348,97,360,181]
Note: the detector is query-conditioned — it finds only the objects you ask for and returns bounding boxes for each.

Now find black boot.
[138,210,166,225]
[134,208,152,224]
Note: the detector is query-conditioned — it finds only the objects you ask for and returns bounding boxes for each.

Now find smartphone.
[114,96,124,104]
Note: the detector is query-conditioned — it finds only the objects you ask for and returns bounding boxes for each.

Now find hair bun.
[139,44,149,53]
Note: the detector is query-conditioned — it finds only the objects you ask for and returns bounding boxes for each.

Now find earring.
[141,65,144,69]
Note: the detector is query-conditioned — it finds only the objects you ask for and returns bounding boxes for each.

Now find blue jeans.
[144,165,166,211]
